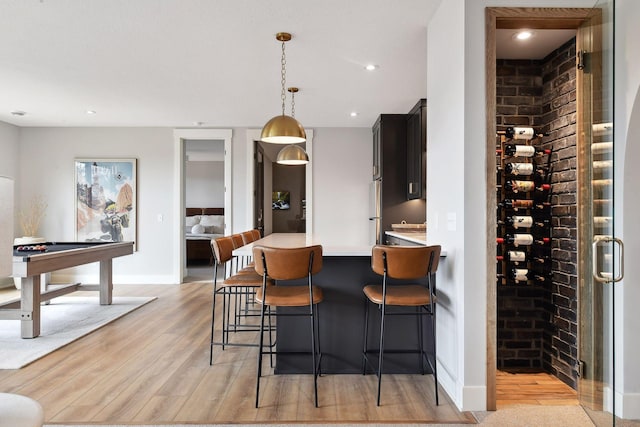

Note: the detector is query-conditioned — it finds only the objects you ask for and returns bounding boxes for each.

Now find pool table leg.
[20,275,41,339]
[99,259,113,305]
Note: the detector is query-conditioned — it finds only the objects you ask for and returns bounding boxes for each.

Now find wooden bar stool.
[362,244,441,406]
[209,236,269,364]
[252,245,324,408]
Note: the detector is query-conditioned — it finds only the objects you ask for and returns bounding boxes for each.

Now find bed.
[185,207,224,266]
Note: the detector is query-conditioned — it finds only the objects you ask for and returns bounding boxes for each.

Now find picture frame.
[75,158,137,249]
[272,191,290,210]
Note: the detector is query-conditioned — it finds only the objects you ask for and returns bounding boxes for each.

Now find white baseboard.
[435,360,487,411]
[617,390,640,420]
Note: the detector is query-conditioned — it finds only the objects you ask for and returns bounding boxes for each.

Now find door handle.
[592,235,624,283]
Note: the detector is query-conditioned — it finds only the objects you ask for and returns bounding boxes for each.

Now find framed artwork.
[75,159,137,249]
[272,191,290,210]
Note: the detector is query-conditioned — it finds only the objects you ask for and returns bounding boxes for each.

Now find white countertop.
[385,231,427,245]
[233,233,373,257]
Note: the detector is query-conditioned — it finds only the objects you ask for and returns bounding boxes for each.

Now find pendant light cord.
[281,40,287,116]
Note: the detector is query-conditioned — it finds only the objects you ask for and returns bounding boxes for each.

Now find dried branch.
[18,195,47,237]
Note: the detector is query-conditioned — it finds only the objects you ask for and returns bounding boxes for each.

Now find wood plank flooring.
[496,370,579,408]
[0,282,476,424]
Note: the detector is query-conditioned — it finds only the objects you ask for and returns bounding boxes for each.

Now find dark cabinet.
[373,114,415,238]
[372,121,381,180]
[407,98,426,200]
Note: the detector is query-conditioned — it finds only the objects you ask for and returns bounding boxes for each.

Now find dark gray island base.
[273,255,434,375]
[234,233,437,375]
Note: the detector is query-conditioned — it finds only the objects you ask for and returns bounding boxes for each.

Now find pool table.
[2,241,134,338]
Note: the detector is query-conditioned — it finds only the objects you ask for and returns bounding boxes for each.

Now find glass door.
[577,1,625,425]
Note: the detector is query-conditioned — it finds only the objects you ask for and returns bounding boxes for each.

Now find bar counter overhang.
[233,233,442,375]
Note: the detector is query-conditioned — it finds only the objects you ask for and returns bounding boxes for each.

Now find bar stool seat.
[0,393,44,427]
[363,284,434,306]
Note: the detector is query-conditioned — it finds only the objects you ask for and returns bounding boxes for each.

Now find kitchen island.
[385,230,427,246]
[234,233,437,374]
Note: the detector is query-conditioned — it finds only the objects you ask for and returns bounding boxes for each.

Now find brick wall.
[495,38,578,388]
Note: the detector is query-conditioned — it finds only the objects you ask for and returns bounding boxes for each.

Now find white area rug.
[0,296,156,369]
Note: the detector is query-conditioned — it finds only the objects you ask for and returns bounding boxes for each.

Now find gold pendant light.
[276,144,309,165]
[261,32,307,144]
[277,87,309,165]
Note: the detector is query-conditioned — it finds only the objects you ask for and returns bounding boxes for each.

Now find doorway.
[173,129,232,284]
[245,129,314,237]
[486,4,625,425]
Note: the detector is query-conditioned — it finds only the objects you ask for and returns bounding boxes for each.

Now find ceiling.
[0,1,578,130]
[0,0,441,129]
[495,29,577,59]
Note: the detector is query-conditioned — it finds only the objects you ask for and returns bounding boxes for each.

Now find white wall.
[615,0,640,418]
[0,122,19,285]
[0,121,19,182]
[311,127,372,245]
[185,161,224,207]
[9,125,371,286]
[426,0,468,408]
[18,127,175,284]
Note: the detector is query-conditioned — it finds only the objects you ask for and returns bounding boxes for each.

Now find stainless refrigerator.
[368,179,381,245]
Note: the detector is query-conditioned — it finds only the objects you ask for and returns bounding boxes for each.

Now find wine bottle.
[533,218,551,228]
[498,215,533,229]
[504,144,552,157]
[497,233,534,247]
[510,268,549,283]
[504,127,548,140]
[534,237,551,245]
[532,255,551,265]
[592,141,613,154]
[505,162,548,178]
[499,199,533,210]
[504,162,533,176]
[496,250,527,264]
[499,199,550,211]
[505,180,551,193]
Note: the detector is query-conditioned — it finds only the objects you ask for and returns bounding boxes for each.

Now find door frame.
[245,129,314,236]
[485,7,594,411]
[173,128,233,283]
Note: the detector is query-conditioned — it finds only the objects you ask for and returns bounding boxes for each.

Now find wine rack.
[496,127,553,286]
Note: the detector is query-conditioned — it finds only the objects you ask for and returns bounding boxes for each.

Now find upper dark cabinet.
[406,99,426,200]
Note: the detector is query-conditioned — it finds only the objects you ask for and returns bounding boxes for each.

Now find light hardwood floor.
[0,282,476,424]
[496,370,579,408]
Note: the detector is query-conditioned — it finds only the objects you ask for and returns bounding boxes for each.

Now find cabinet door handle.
[409,182,414,194]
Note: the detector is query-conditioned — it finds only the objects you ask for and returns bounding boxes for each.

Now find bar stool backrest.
[241,230,256,245]
[211,236,235,264]
[251,229,261,240]
[231,234,244,249]
[253,245,323,280]
[371,245,441,279]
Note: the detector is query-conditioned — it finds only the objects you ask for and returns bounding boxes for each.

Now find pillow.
[204,225,224,234]
[184,225,193,234]
[185,215,201,227]
[191,224,205,234]
[200,215,224,233]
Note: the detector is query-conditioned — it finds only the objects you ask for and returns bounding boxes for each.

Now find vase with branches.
[13,195,48,289]
[17,195,47,238]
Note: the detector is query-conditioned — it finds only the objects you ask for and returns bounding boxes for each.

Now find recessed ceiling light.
[11,110,26,116]
[364,64,378,71]
[350,112,358,117]
[514,30,534,40]
[86,110,96,115]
